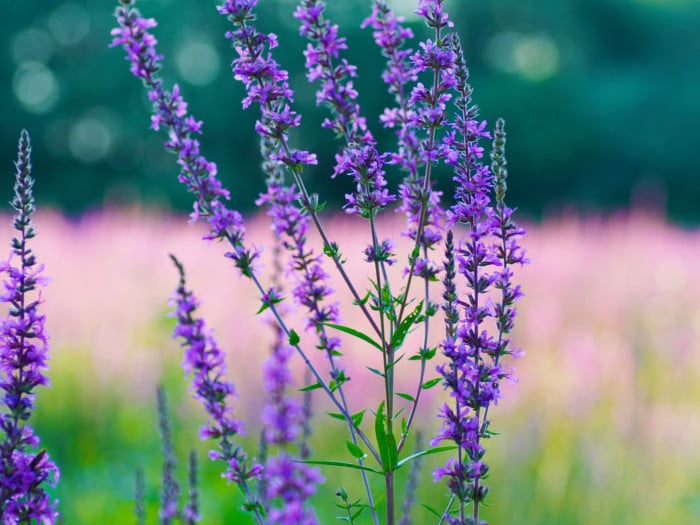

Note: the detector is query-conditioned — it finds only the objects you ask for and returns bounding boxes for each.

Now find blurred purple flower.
[0,130,59,523]
[170,256,262,492]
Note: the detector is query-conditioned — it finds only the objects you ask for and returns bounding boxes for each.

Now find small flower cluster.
[0,130,59,523]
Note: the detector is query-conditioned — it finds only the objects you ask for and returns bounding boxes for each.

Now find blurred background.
[2,0,700,222]
[2,0,700,523]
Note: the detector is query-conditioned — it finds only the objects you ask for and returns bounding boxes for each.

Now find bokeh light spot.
[387,0,421,21]
[68,117,112,163]
[175,40,221,86]
[12,28,55,65]
[48,2,91,47]
[485,32,560,81]
[12,62,60,114]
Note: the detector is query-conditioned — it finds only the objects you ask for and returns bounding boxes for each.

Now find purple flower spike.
[295,0,397,219]
[432,37,527,524]
[111,1,257,277]
[0,130,59,523]
[261,330,303,446]
[170,256,263,495]
[265,454,323,525]
[218,0,316,169]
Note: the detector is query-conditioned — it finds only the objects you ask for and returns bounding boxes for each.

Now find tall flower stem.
[220,3,383,520]
[0,130,59,523]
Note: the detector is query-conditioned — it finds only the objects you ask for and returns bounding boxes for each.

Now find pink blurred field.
[5,208,700,522]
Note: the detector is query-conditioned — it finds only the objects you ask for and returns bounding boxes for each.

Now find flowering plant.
[115,0,523,523]
[0,0,526,522]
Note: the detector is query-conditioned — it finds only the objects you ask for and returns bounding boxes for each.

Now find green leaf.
[396,446,456,470]
[350,508,365,521]
[352,290,372,307]
[297,459,381,475]
[346,441,365,459]
[374,401,391,472]
[421,504,442,519]
[386,354,404,370]
[322,322,383,352]
[396,392,415,402]
[351,409,366,429]
[255,302,270,315]
[409,346,438,361]
[386,425,398,471]
[288,329,300,346]
[299,382,322,392]
[323,242,338,258]
[373,402,398,472]
[366,367,385,378]
[327,412,346,422]
[389,301,423,351]
[421,377,442,390]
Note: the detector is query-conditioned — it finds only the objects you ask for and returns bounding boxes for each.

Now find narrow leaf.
[421,377,442,390]
[390,301,423,351]
[322,322,383,352]
[366,367,385,378]
[421,504,442,519]
[297,459,381,475]
[374,401,390,472]
[396,392,415,402]
[327,412,347,422]
[396,446,456,469]
[299,382,322,392]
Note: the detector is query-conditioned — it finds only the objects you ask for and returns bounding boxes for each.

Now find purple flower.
[170,256,263,502]
[432,37,526,523]
[265,454,323,525]
[336,144,396,218]
[261,331,303,446]
[218,0,316,170]
[255,169,340,352]
[383,0,460,280]
[0,130,59,523]
[111,1,257,277]
[295,0,396,217]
